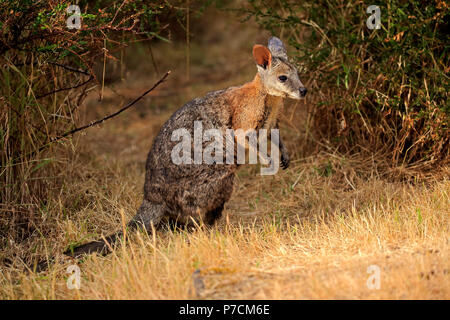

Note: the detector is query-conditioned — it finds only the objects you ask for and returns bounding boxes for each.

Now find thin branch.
[36,75,94,99]
[47,62,90,76]
[35,70,171,154]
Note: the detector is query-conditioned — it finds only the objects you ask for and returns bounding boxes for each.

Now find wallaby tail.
[64,200,164,258]
[63,231,123,258]
[34,230,124,272]
[34,200,164,272]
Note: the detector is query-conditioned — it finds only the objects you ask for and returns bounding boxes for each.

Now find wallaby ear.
[268,36,288,60]
[252,44,272,69]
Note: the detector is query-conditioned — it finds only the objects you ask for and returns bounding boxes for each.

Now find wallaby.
[64,36,307,258]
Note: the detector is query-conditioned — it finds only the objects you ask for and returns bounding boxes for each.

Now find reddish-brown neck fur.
[226,73,272,131]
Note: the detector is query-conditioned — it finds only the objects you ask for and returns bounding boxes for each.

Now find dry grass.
[1,151,448,299]
[0,7,449,300]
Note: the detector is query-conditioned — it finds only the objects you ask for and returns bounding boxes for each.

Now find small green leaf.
[416,208,422,224]
[31,158,53,173]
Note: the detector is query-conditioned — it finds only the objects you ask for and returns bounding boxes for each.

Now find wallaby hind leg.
[162,203,225,232]
[64,200,164,258]
[204,203,225,226]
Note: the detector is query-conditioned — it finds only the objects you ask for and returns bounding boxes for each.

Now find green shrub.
[241,0,449,170]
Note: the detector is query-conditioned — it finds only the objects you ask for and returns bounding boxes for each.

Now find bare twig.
[36,75,94,99]
[30,71,170,157]
[47,62,90,76]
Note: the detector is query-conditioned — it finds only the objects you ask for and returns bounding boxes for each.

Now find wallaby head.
[253,36,307,99]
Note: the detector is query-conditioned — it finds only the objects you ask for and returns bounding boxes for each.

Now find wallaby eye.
[278,75,287,82]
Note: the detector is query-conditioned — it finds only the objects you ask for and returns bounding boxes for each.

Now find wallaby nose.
[299,87,308,97]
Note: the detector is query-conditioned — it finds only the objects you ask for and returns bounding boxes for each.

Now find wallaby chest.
[262,95,283,130]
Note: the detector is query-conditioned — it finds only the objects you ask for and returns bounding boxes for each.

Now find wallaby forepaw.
[281,153,290,170]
